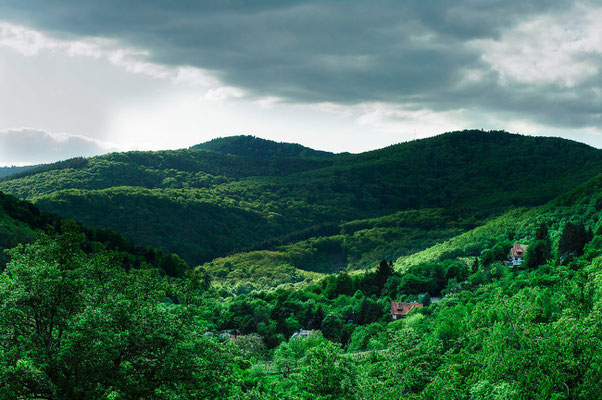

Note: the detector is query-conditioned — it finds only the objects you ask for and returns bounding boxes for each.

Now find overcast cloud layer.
[0,129,115,165]
[0,1,601,164]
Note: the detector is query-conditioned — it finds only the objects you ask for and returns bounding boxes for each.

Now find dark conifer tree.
[558,222,591,261]
[376,259,394,287]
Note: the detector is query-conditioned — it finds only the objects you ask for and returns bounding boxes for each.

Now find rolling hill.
[396,171,602,270]
[191,135,337,159]
[2,130,602,269]
[5,132,602,399]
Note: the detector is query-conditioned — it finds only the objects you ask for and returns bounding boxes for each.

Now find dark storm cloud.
[1,0,599,130]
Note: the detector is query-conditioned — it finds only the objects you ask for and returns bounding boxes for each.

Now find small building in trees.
[508,244,528,266]
[390,301,423,320]
[290,329,313,339]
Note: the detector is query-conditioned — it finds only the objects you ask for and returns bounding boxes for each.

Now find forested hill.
[5,139,602,398]
[0,191,191,276]
[191,135,337,159]
[1,130,602,266]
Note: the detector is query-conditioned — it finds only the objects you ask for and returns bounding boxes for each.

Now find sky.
[1,0,602,165]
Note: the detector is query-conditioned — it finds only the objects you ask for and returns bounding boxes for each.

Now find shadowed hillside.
[2,130,602,266]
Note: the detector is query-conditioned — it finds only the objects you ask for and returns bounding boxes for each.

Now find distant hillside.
[210,169,602,289]
[396,172,602,270]
[0,191,191,276]
[191,135,336,159]
[0,150,331,198]
[0,165,37,178]
[2,130,602,266]
[200,207,487,289]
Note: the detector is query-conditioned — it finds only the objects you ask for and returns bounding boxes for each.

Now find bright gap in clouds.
[473,3,602,88]
[0,21,467,164]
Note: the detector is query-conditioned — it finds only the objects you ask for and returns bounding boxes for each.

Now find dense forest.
[0,191,190,276]
[3,143,602,398]
[2,130,602,275]
[2,131,602,398]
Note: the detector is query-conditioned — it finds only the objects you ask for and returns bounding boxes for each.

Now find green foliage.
[192,135,335,159]
[296,342,357,400]
[558,221,593,262]
[4,162,602,398]
[0,165,37,179]
[5,131,602,398]
[469,380,517,400]
[273,332,328,378]
[321,315,343,342]
[525,240,552,269]
[3,130,602,274]
[422,292,432,307]
[0,191,192,276]
[0,232,238,399]
[347,323,387,352]
[202,208,479,288]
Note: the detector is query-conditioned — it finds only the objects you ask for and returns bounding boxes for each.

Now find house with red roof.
[508,243,528,266]
[391,301,423,320]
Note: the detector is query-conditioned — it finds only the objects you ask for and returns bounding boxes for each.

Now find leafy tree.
[481,242,511,269]
[273,332,327,378]
[285,314,302,337]
[296,342,357,400]
[347,323,387,352]
[382,275,402,298]
[358,298,382,325]
[525,240,551,269]
[232,333,267,361]
[376,259,394,284]
[333,272,354,297]
[535,222,549,241]
[0,233,237,399]
[469,380,517,400]
[311,305,325,330]
[158,252,188,277]
[321,314,343,342]
[398,273,431,295]
[471,257,479,273]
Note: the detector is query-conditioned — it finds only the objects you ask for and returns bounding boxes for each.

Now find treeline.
[2,130,602,268]
[0,165,38,179]
[192,134,336,159]
[0,157,87,182]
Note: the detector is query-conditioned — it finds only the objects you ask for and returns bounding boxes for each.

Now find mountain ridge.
[2,129,602,267]
[191,134,337,159]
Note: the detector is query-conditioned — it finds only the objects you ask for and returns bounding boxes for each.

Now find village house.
[508,243,528,266]
[390,301,423,320]
[290,329,313,339]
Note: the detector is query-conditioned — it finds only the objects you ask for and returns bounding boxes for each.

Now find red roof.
[391,301,423,317]
[512,244,526,258]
